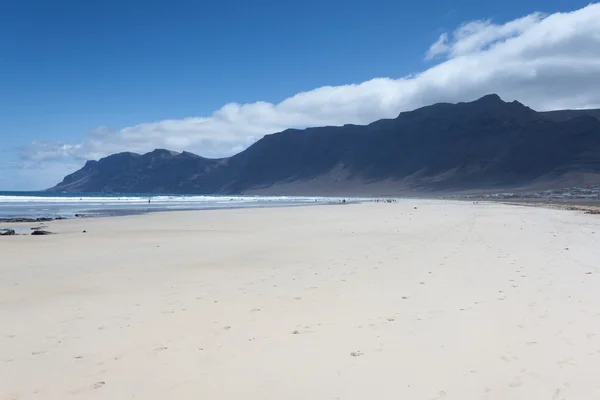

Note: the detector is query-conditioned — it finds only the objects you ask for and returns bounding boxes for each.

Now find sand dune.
[1,201,600,399]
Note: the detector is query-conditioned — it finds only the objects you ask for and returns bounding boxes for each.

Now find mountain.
[50,94,600,195]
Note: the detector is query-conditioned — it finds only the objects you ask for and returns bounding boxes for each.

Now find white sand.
[1,201,600,399]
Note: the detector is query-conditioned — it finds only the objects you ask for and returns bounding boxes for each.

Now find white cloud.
[17,141,83,162]
[425,13,546,60]
[426,33,450,60]
[9,3,600,189]
[0,161,83,191]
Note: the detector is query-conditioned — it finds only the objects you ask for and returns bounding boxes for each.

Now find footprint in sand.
[557,357,576,368]
[509,378,523,388]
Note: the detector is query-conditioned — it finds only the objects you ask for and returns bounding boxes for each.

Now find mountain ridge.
[50,95,600,195]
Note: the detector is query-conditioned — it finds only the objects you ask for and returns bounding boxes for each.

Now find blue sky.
[0,0,598,190]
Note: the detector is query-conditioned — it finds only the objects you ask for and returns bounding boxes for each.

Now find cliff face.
[49,95,600,195]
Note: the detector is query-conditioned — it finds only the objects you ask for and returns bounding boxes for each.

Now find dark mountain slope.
[50,95,600,194]
[542,109,600,122]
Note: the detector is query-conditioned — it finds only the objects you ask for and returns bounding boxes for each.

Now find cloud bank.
[5,3,600,190]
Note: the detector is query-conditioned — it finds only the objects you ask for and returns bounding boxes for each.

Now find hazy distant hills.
[50,94,600,195]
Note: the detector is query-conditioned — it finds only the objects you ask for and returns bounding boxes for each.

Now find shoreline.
[0,194,370,222]
[2,187,600,222]
[4,194,600,228]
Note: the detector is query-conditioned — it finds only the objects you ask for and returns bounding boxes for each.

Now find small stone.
[31,230,53,235]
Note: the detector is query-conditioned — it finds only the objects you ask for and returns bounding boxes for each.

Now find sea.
[0,191,353,219]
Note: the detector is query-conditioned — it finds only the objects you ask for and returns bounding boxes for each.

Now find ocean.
[0,191,351,219]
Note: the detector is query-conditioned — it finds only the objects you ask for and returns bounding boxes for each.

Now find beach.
[1,200,600,399]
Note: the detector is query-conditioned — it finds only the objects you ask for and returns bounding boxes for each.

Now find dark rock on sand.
[0,218,42,223]
[31,230,53,235]
[0,217,65,223]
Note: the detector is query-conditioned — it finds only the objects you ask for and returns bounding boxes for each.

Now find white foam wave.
[0,195,331,204]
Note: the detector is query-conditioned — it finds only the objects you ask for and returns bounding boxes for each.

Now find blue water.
[0,191,352,219]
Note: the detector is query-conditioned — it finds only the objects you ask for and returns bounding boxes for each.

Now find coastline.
[0,192,367,222]
[2,200,600,399]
